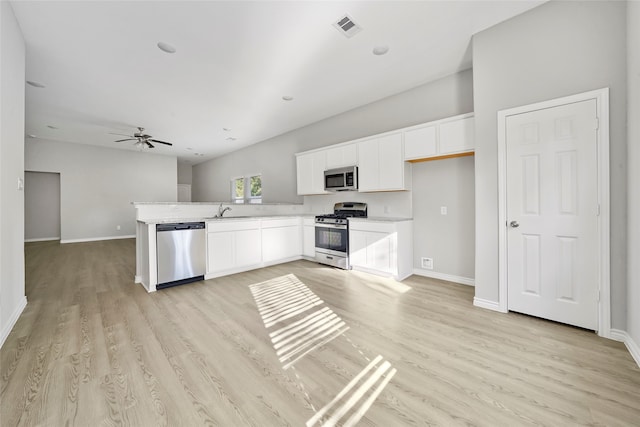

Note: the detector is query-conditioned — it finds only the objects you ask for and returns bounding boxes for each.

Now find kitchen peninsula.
[134,202,313,292]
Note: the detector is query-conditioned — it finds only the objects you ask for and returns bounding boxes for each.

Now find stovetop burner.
[315,202,367,224]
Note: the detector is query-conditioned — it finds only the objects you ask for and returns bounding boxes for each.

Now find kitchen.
[2,1,640,426]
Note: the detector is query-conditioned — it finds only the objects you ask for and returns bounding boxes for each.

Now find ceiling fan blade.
[115,138,136,142]
[149,139,173,146]
[146,141,155,148]
[109,132,134,137]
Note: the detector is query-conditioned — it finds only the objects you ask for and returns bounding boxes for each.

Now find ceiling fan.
[110,127,173,148]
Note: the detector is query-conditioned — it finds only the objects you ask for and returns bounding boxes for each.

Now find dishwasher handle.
[156,222,205,232]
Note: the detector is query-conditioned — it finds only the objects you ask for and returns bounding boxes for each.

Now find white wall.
[24,171,60,241]
[25,139,178,242]
[177,161,192,185]
[627,1,640,358]
[0,1,27,347]
[472,1,627,328]
[193,70,473,204]
[412,156,475,279]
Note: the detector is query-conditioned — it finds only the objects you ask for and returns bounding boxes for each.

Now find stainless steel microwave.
[324,166,358,191]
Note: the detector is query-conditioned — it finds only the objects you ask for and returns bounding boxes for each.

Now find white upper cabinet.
[403,113,474,161]
[325,143,358,169]
[296,150,327,195]
[358,132,409,192]
[404,124,437,160]
[439,115,474,154]
[295,112,473,195]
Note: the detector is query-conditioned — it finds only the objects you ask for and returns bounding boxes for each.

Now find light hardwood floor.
[2,239,639,426]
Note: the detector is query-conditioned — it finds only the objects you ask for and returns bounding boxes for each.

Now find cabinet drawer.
[207,220,260,233]
[261,218,300,228]
[348,220,395,233]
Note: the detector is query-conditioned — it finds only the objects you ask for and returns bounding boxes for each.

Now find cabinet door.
[296,151,327,195]
[357,139,379,192]
[378,133,404,190]
[303,225,315,257]
[439,116,474,154]
[325,143,357,169]
[262,226,301,262]
[404,125,437,160]
[367,232,394,274]
[348,230,367,267]
[207,232,234,273]
[235,228,261,267]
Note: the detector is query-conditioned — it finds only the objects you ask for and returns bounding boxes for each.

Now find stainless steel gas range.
[315,202,367,269]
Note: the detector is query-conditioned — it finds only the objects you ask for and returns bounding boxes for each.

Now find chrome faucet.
[216,203,232,217]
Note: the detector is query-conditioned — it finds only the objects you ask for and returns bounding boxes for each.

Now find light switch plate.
[17,178,24,191]
[440,206,447,215]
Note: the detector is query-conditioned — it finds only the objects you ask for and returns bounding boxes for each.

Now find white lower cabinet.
[261,218,302,264]
[207,220,261,275]
[302,217,316,258]
[349,219,413,280]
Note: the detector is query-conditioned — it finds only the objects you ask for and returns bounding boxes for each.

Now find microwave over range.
[324,166,358,192]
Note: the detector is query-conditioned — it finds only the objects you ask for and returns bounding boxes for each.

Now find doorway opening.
[24,171,61,242]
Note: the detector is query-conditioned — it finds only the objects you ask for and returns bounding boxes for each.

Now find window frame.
[230,174,262,204]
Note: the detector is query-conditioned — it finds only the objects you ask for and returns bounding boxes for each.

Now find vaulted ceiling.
[11,1,544,163]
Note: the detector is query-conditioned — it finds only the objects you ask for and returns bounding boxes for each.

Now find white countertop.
[349,216,413,222]
[138,214,315,225]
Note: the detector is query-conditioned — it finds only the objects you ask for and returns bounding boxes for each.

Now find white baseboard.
[473,297,506,313]
[610,329,640,368]
[24,237,60,243]
[412,269,475,286]
[61,234,135,244]
[0,296,27,349]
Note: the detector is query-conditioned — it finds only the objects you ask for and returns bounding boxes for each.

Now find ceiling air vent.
[333,14,362,38]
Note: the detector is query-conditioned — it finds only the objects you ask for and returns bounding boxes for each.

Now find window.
[231,174,262,204]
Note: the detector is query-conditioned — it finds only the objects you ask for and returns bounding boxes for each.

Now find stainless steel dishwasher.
[156,222,206,289]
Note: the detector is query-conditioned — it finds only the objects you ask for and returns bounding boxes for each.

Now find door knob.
[510,221,520,228]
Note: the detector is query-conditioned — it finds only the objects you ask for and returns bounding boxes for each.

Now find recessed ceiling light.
[26,80,45,88]
[47,125,59,129]
[226,137,237,141]
[27,134,37,138]
[222,127,231,132]
[282,96,294,101]
[186,147,193,150]
[372,45,390,56]
[157,41,176,54]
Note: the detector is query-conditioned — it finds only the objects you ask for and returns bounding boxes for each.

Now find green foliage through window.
[231,174,262,203]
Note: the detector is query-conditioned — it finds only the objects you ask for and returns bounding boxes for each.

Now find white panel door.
[506,99,598,330]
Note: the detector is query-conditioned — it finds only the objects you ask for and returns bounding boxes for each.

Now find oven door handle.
[315,223,347,229]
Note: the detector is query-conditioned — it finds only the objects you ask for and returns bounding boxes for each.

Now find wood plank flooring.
[2,239,639,426]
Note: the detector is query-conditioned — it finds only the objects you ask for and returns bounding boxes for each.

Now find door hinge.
[597,290,601,302]
[597,204,601,216]
[594,118,600,130]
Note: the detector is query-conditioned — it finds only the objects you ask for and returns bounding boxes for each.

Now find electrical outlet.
[421,257,433,270]
[440,206,448,215]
